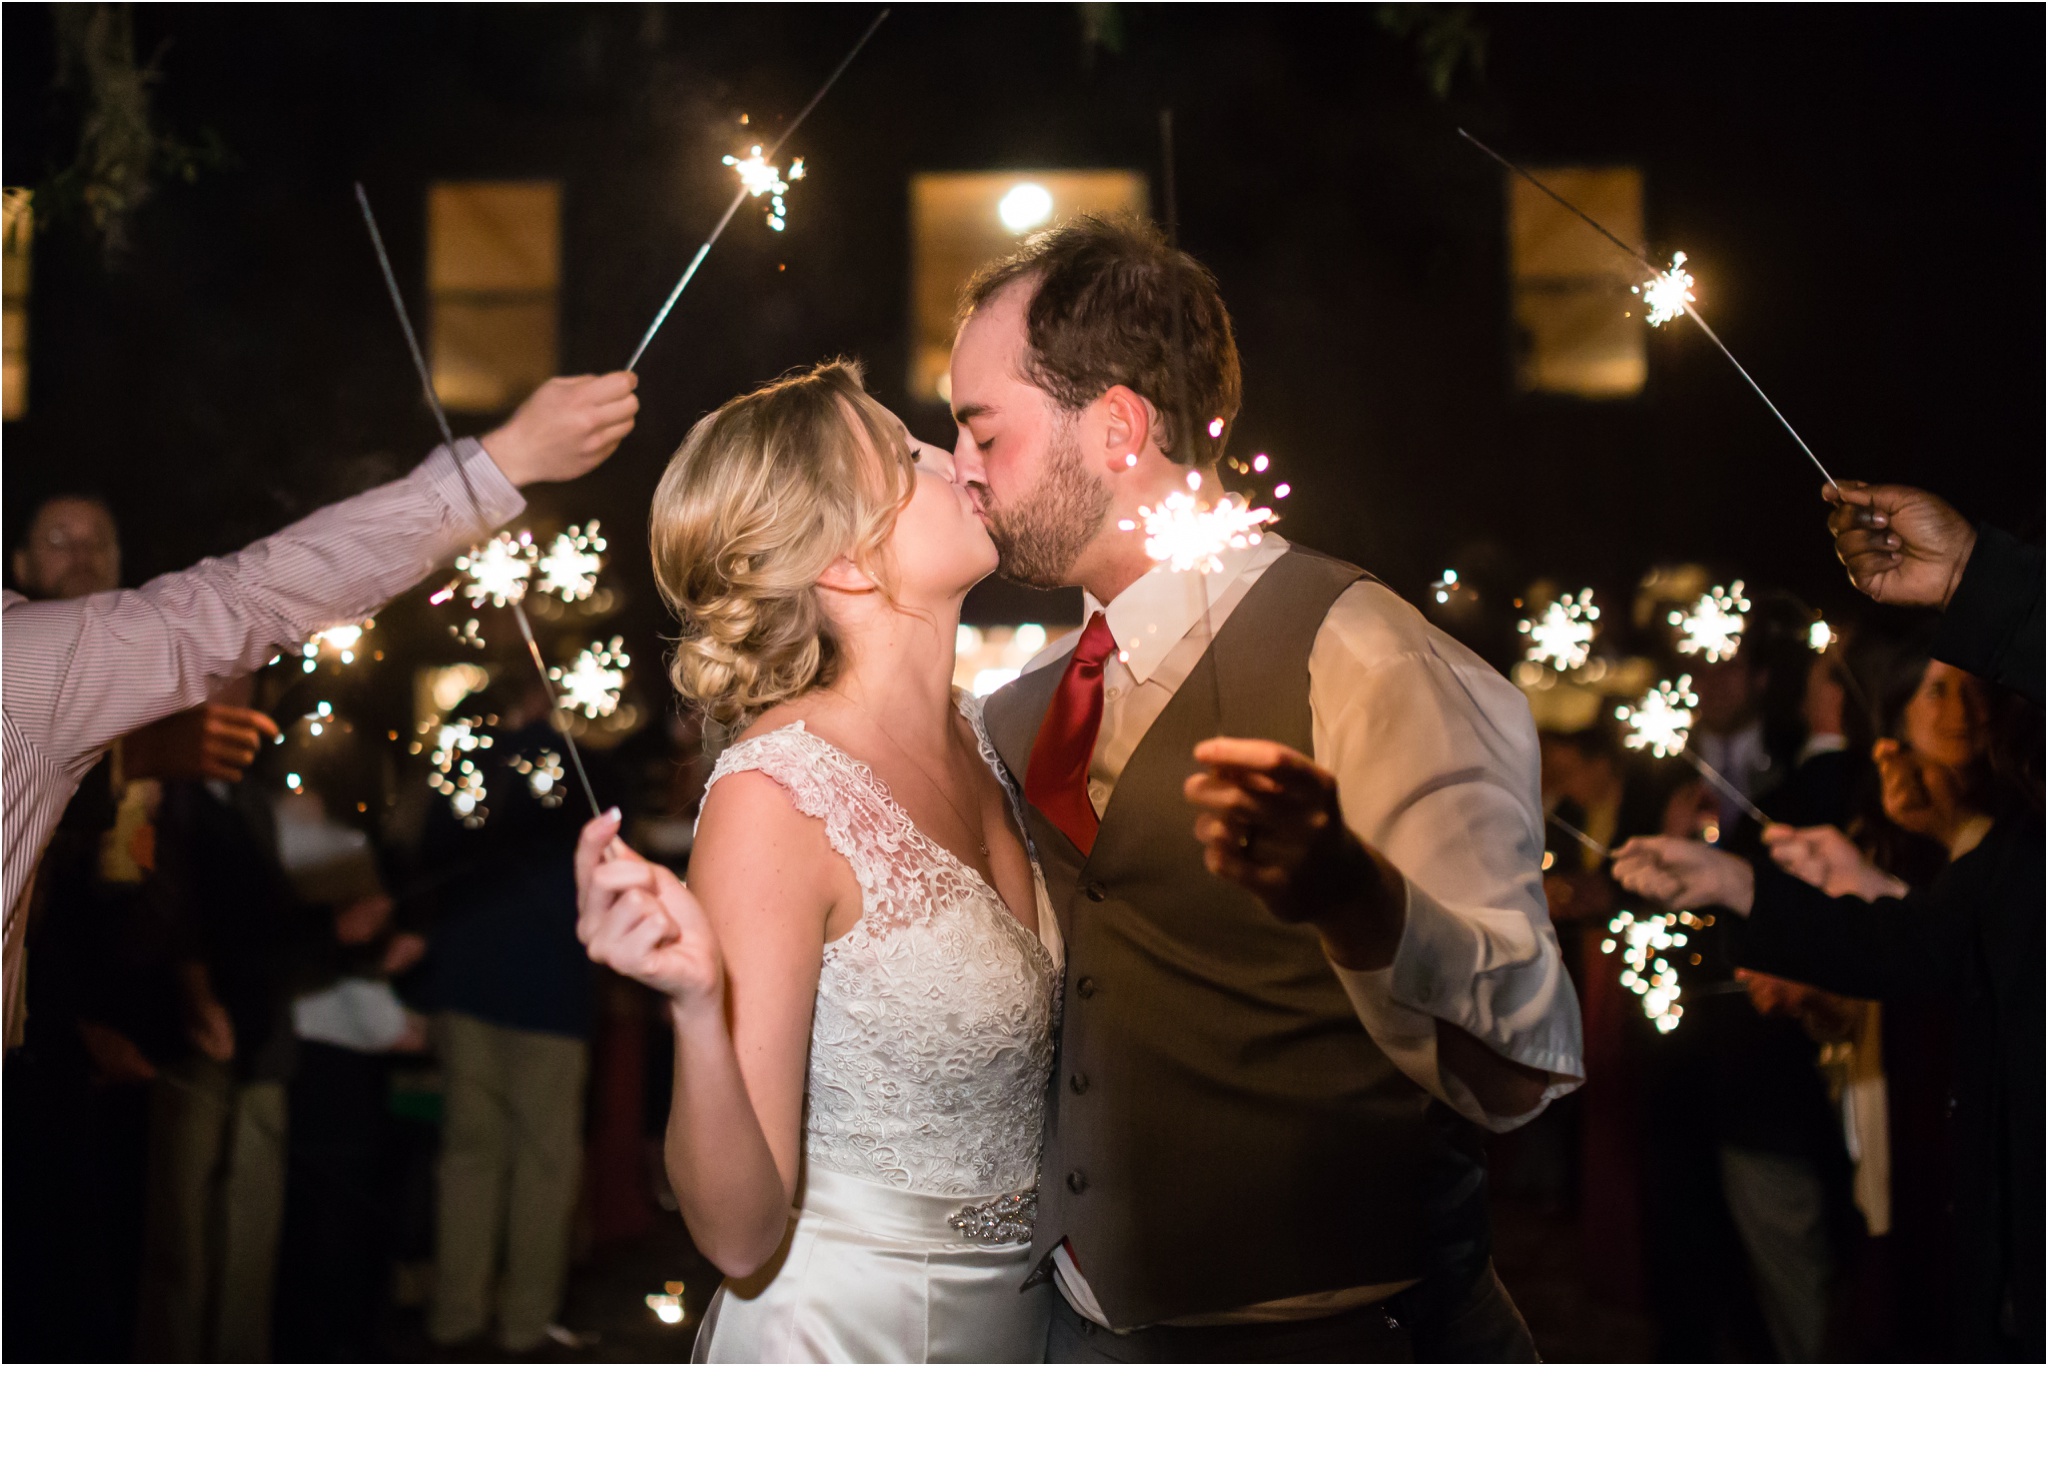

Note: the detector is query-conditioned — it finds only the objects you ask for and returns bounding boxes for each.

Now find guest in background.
[134,673,408,1362]
[416,679,601,1358]
[4,498,271,1360]
[1617,489,2042,1357]
[1536,718,1673,1311]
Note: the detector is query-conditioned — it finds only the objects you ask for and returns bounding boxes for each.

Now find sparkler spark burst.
[1518,590,1600,672]
[511,749,566,808]
[552,637,631,721]
[535,522,608,602]
[1632,251,1695,327]
[1808,617,1835,653]
[424,717,494,827]
[457,532,537,608]
[723,145,805,232]
[1618,676,1698,759]
[1670,581,1750,662]
[300,620,371,672]
[1123,489,1277,575]
[1602,910,1698,1033]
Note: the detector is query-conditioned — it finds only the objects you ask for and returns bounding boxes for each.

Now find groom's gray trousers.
[1043,1256,1539,1363]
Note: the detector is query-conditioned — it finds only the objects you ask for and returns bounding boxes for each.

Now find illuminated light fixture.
[997,182,1054,233]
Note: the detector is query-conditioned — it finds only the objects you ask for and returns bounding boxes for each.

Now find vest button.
[1066,1170,1088,1194]
[1076,976,1097,998]
[1069,1071,1090,1094]
[1084,880,1107,902]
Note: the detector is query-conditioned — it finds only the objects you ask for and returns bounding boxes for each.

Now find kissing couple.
[574,215,1584,1363]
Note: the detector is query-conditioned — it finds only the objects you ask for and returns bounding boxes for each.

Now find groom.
[952,217,1583,1363]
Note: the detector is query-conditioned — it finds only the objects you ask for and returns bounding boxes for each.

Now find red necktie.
[1025,612,1118,855]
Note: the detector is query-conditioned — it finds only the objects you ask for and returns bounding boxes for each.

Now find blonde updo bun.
[649,359,913,730]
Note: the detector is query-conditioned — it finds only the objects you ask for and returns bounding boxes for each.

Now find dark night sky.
[5,3,2042,652]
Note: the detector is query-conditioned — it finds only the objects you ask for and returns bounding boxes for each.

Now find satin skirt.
[693,1167,1050,1363]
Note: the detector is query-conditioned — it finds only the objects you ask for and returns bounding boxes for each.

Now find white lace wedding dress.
[690,693,1062,1363]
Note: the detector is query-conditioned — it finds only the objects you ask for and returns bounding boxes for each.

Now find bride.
[572,360,1061,1362]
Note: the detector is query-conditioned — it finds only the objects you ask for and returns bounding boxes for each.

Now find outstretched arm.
[5,372,638,774]
[1611,833,1961,1003]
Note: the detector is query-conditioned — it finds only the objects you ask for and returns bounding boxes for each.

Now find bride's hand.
[574,811,725,1011]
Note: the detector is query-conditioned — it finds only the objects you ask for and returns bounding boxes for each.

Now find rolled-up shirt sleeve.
[1310,583,1584,1131]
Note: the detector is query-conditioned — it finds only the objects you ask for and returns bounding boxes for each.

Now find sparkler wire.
[1680,746,1770,826]
[1455,128,1836,487]
[624,7,890,371]
[1547,811,1611,859]
[355,184,603,819]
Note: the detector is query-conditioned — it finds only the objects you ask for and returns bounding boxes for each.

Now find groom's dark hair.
[959,214,1241,466]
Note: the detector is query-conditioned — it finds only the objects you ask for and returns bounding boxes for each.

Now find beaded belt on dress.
[799,1166,1038,1249]
[946,1190,1038,1247]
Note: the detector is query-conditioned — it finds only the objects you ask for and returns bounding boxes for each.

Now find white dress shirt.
[1027,535,1585,1326]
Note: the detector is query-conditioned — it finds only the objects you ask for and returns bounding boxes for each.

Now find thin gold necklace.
[830,692,989,859]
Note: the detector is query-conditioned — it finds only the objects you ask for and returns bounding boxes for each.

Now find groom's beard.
[985,421,1111,589]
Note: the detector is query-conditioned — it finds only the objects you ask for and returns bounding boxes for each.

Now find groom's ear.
[1097,385,1158,472]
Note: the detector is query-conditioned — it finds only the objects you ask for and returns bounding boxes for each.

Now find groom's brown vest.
[983,546,1487,1329]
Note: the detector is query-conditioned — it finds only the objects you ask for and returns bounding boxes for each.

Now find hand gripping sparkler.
[1457,128,1837,488]
[623,8,890,371]
[355,184,603,819]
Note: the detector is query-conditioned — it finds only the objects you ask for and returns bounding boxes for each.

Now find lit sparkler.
[1456,128,1839,489]
[511,748,566,808]
[623,9,890,370]
[424,717,494,827]
[301,700,339,740]
[456,531,538,608]
[1632,252,1695,328]
[535,521,607,602]
[553,637,631,721]
[722,146,806,232]
[1120,486,1276,575]
[1519,589,1600,671]
[1808,616,1835,653]
[1670,581,1749,663]
[358,186,602,818]
[1618,677,1698,759]
[1602,909,1700,1033]
[301,620,372,672]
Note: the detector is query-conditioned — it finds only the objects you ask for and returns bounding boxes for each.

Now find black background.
[6,3,2042,642]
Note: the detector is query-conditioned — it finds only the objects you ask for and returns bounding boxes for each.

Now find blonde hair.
[650,359,914,729]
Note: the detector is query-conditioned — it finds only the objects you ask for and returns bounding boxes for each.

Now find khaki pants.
[429,1011,588,1351]
[135,1056,288,1362]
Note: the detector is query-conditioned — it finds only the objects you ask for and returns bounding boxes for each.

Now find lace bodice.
[700,694,1060,1198]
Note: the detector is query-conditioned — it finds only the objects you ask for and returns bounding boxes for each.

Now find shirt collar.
[1087,533,1288,685]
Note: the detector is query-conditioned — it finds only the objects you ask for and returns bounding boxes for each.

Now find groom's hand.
[1185,737,1406,969]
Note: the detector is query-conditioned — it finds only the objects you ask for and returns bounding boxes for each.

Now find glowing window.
[4,189,31,422]
[909,170,1148,403]
[428,181,560,414]
[1508,167,1646,398]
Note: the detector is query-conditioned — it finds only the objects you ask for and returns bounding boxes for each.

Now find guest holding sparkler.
[1613,495,2044,1357]
[1824,483,2041,703]
[1,370,640,1053]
